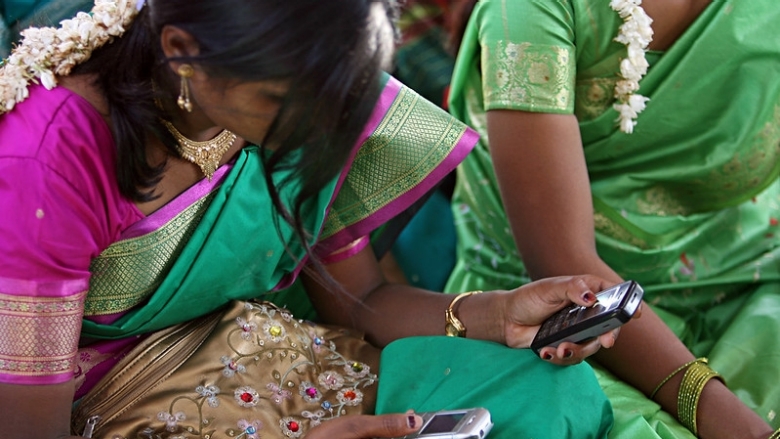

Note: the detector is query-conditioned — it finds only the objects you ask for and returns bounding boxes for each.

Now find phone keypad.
[537,306,578,338]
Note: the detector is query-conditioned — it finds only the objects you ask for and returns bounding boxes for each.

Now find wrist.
[455,290,507,344]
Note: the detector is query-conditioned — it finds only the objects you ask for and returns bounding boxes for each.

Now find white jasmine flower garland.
[610,0,654,133]
[0,0,141,113]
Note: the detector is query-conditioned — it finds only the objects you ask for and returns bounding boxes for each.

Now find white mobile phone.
[389,408,493,439]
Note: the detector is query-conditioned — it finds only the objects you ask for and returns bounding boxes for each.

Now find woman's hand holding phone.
[501,275,639,365]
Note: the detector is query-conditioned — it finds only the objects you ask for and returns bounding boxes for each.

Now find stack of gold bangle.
[677,359,722,435]
[650,358,725,436]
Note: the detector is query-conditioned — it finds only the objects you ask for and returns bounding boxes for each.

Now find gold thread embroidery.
[482,40,575,113]
[74,348,113,392]
[320,86,466,238]
[635,105,780,216]
[86,193,214,316]
[575,77,619,121]
[593,212,648,249]
[0,291,85,377]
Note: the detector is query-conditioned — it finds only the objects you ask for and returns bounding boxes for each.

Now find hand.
[305,413,423,439]
[501,275,637,365]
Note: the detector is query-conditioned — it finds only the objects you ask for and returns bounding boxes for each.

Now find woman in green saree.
[0,1,618,438]
[446,0,779,438]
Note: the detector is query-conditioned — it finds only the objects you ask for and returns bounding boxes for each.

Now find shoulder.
[0,83,119,202]
[0,84,137,277]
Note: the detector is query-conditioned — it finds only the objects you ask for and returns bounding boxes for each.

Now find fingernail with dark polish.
[408,415,416,429]
[564,349,573,359]
[543,353,553,360]
[583,291,596,302]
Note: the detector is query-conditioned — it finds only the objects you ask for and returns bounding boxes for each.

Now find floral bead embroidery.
[318,371,345,390]
[236,317,258,341]
[235,386,260,408]
[196,385,221,408]
[302,410,326,426]
[266,382,293,405]
[156,411,186,432]
[262,321,286,342]
[336,388,363,406]
[236,419,263,439]
[344,361,370,378]
[279,417,303,438]
[299,382,322,403]
[221,356,247,377]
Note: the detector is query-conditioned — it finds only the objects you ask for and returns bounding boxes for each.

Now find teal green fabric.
[82,145,334,338]
[376,336,614,439]
[446,0,780,437]
[392,189,456,291]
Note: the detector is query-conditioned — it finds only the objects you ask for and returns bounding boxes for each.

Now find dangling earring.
[177,64,194,112]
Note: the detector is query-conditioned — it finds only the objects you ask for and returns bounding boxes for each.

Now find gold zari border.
[320,85,466,238]
[0,291,85,377]
[86,194,214,316]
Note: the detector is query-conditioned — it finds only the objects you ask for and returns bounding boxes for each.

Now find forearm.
[531,255,773,438]
[351,283,506,347]
[3,381,81,439]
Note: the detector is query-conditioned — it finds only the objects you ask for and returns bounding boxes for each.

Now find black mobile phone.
[530,280,644,355]
[389,408,493,439]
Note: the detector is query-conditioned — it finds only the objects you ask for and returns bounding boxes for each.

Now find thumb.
[306,413,423,439]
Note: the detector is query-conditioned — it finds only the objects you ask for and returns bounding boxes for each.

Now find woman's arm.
[485,109,773,439]
[2,381,84,439]
[301,244,617,364]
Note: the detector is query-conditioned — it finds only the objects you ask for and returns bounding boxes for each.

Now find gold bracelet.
[650,358,705,399]
[769,428,780,439]
[677,358,724,436]
[444,291,482,337]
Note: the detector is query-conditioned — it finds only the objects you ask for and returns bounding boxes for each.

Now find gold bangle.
[677,358,724,436]
[444,291,481,337]
[768,428,780,439]
[650,358,704,400]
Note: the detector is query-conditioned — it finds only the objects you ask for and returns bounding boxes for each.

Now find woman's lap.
[376,336,613,439]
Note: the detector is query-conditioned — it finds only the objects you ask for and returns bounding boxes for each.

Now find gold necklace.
[160,119,237,181]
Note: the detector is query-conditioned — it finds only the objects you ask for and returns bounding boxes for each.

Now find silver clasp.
[82,415,101,438]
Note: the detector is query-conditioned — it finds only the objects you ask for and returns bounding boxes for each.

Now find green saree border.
[85,193,215,316]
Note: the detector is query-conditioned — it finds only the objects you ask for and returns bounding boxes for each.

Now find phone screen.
[574,283,625,322]
[420,413,464,434]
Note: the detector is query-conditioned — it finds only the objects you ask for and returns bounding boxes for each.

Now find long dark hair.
[73,1,394,274]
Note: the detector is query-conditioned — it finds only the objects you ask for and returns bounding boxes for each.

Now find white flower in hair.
[610,0,653,133]
[0,0,142,114]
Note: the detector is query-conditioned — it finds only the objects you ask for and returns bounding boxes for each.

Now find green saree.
[447,0,780,438]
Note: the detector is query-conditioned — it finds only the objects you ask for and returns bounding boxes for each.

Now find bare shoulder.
[643,0,712,51]
[58,74,110,119]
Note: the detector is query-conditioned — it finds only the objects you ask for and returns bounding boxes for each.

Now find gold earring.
[177,64,194,112]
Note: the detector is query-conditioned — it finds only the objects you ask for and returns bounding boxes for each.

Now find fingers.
[537,328,620,365]
[537,337,603,365]
[306,413,422,439]
[563,275,614,308]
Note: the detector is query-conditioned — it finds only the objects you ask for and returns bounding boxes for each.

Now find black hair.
[73,1,395,278]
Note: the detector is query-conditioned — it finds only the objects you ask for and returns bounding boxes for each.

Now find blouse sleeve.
[477,0,577,114]
[0,89,124,385]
